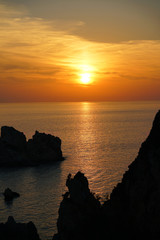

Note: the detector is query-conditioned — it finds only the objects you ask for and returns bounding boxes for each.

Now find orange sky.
[0,2,160,102]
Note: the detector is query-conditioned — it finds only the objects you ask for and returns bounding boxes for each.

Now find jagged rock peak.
[66,171,90,205]
[1,126,26,150]
[54,110,160,240]
[54,172,101,240]
[0,216,41,240]
[0,126,64,167]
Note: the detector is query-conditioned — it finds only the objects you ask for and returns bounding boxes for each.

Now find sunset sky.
[0,0,160,102]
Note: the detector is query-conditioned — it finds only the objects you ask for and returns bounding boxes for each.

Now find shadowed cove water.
[0,101,159,240]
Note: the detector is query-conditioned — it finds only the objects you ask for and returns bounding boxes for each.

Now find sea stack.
[53,110,160,240]
[53,172,101,240]
[0,126,64,167]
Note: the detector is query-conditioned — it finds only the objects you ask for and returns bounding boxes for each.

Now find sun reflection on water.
[0,102,159,239]
[78,103,101,179]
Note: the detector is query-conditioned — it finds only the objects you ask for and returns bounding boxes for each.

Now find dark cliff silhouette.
[0,216,40,240]
[1,110,160,240]
[0,126,64,167]
[53,110,160,240]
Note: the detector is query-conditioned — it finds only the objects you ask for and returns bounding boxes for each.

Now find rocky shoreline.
[0,216,40,240]
[0,110,160,239]
[53,110,160,240]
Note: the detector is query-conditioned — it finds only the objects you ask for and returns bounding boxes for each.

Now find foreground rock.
[0,126,63,167]
[53,110,160,240]
[0,216,41,240]
[3,188,20,201]
[103,109,160,239]
[53,172,101,240]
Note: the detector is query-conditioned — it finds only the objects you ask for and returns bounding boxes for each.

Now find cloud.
[1,0,160,43]
[0,3,160,101]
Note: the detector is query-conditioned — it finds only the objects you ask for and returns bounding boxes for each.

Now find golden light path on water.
[0,102,160,240]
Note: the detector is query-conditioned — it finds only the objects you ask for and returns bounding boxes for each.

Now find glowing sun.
[80,73,91,84]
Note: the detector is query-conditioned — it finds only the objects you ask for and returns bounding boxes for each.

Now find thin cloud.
[0,3,160,101]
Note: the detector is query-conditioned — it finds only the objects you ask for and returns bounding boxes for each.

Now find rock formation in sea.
[53,110,160,240]
[0,216,41,240]
[3,188,20,201]
[53,172,101,240]
[0,126,64,167]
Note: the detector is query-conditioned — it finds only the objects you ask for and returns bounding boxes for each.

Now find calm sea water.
[0,101,159,240]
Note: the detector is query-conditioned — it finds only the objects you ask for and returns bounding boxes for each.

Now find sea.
[0,101,159,240]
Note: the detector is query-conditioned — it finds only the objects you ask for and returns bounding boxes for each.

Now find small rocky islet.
[0,126,64,167]
[0,110,160,240]
[3,188,20,202]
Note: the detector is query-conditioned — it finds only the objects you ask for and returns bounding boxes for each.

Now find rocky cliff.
[103,109,160,239]
[53,172,101,240]
[0,126,63,167]
[53,110,160,240]
[0,216,41,240]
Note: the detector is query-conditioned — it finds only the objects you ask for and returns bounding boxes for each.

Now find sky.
[0,0,160,102]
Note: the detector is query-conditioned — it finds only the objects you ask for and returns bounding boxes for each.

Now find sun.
[80,73,91,84]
